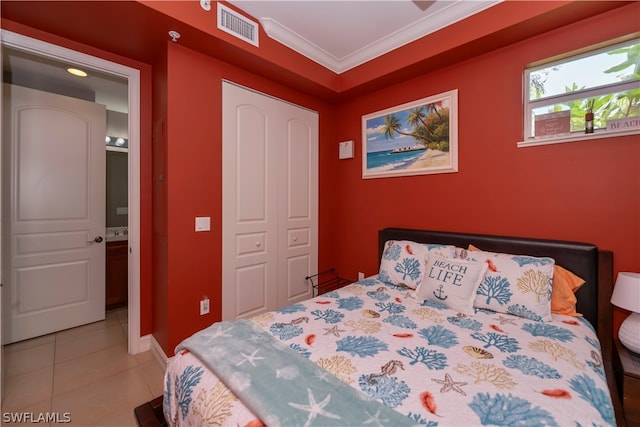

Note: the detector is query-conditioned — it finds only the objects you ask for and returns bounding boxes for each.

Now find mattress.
[164,276,614,426]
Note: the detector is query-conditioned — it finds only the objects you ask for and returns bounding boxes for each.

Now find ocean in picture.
[366,149,426,172]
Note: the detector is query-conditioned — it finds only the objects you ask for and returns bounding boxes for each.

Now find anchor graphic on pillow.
[433,284,448,300]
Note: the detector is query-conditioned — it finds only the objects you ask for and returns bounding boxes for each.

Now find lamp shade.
[611,272,640,354]
[611,272,640,313]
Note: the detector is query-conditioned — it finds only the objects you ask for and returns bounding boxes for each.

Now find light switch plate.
[338,140,354,159]
[195,216,211,232]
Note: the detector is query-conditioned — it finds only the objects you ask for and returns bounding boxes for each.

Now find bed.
[163,228,622,426]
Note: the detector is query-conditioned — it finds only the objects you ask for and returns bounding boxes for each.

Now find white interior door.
[2,83,106,344]
[222,82,318,320]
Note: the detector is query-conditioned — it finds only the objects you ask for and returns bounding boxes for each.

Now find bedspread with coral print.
[164,277,615,427]
[170,319,414,427]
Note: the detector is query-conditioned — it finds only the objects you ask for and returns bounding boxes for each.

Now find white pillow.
[378,240,456,289]
[465,248,555,321]
[416,254,488,315]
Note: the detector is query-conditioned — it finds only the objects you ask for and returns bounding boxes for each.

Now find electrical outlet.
[358,272,365,281]
[200,297,210,315]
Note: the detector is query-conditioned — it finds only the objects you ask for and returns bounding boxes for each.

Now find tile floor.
[2,307,165,426]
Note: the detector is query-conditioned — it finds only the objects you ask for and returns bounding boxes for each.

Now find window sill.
[517,129,639,148]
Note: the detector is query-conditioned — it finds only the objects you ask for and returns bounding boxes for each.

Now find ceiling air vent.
[217,3,259,47]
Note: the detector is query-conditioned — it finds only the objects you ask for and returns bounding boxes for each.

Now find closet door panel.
[234,263,268,318]
[288,228,309,247]
[236,106,267,221]
[286,254,311,300]
[278,115,318,307]
[222,84,278,320]
[287,120,311,219]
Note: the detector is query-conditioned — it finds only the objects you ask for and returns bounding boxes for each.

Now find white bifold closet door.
[222,82,318,320]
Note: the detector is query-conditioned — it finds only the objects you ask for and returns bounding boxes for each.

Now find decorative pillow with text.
[378,240,457,290]
[416,254,488,315]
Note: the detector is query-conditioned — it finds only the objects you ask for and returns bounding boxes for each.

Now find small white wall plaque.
[338,140,354,159]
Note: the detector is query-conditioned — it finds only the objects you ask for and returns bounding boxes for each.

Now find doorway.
[0,30,142,354]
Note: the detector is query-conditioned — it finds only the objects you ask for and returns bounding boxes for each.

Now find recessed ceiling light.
[67,67,87,77]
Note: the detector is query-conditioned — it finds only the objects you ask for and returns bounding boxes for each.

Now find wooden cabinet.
[614,338,640,426]
[106,240,128,308]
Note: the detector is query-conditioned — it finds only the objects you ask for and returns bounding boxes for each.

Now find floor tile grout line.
[50,324,132,399]
[2,308,164,418]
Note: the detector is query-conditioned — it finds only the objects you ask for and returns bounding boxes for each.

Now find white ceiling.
[228,0,499,73]
[2,0,499,112]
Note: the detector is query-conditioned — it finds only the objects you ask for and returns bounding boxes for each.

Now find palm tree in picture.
[425,101,444,121]
[382,114,428,144]
[407,107,433,139]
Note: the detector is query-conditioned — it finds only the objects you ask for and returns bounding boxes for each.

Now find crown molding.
[260,1,499,74]
[260,17,343,72]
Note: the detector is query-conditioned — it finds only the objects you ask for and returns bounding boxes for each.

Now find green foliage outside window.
[527,39,639,134]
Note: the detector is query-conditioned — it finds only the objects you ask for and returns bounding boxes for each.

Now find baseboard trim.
[137,334,151,353]
[149,334,172,369]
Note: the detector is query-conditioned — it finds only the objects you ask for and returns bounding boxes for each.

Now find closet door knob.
[90,236,104,243]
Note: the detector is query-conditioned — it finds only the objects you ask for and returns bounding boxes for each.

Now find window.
[522,37,639,146]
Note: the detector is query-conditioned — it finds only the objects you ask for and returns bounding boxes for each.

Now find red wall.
[155,43,337,353]
[151,46,169,351]
[331,5,639,332]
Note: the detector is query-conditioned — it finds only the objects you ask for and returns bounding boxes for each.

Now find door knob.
[91,236,104,243]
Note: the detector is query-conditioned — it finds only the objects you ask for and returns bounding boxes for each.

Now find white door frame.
[0,30,143,354]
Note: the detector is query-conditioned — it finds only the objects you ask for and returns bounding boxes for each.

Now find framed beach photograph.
[362,89,458,179]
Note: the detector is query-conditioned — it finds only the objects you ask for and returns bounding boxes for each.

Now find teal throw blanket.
[177,319,416,427]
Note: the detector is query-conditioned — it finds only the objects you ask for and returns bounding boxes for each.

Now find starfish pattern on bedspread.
[494,315,518,325]
[323,325,345,337]
[432,373,468,395]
